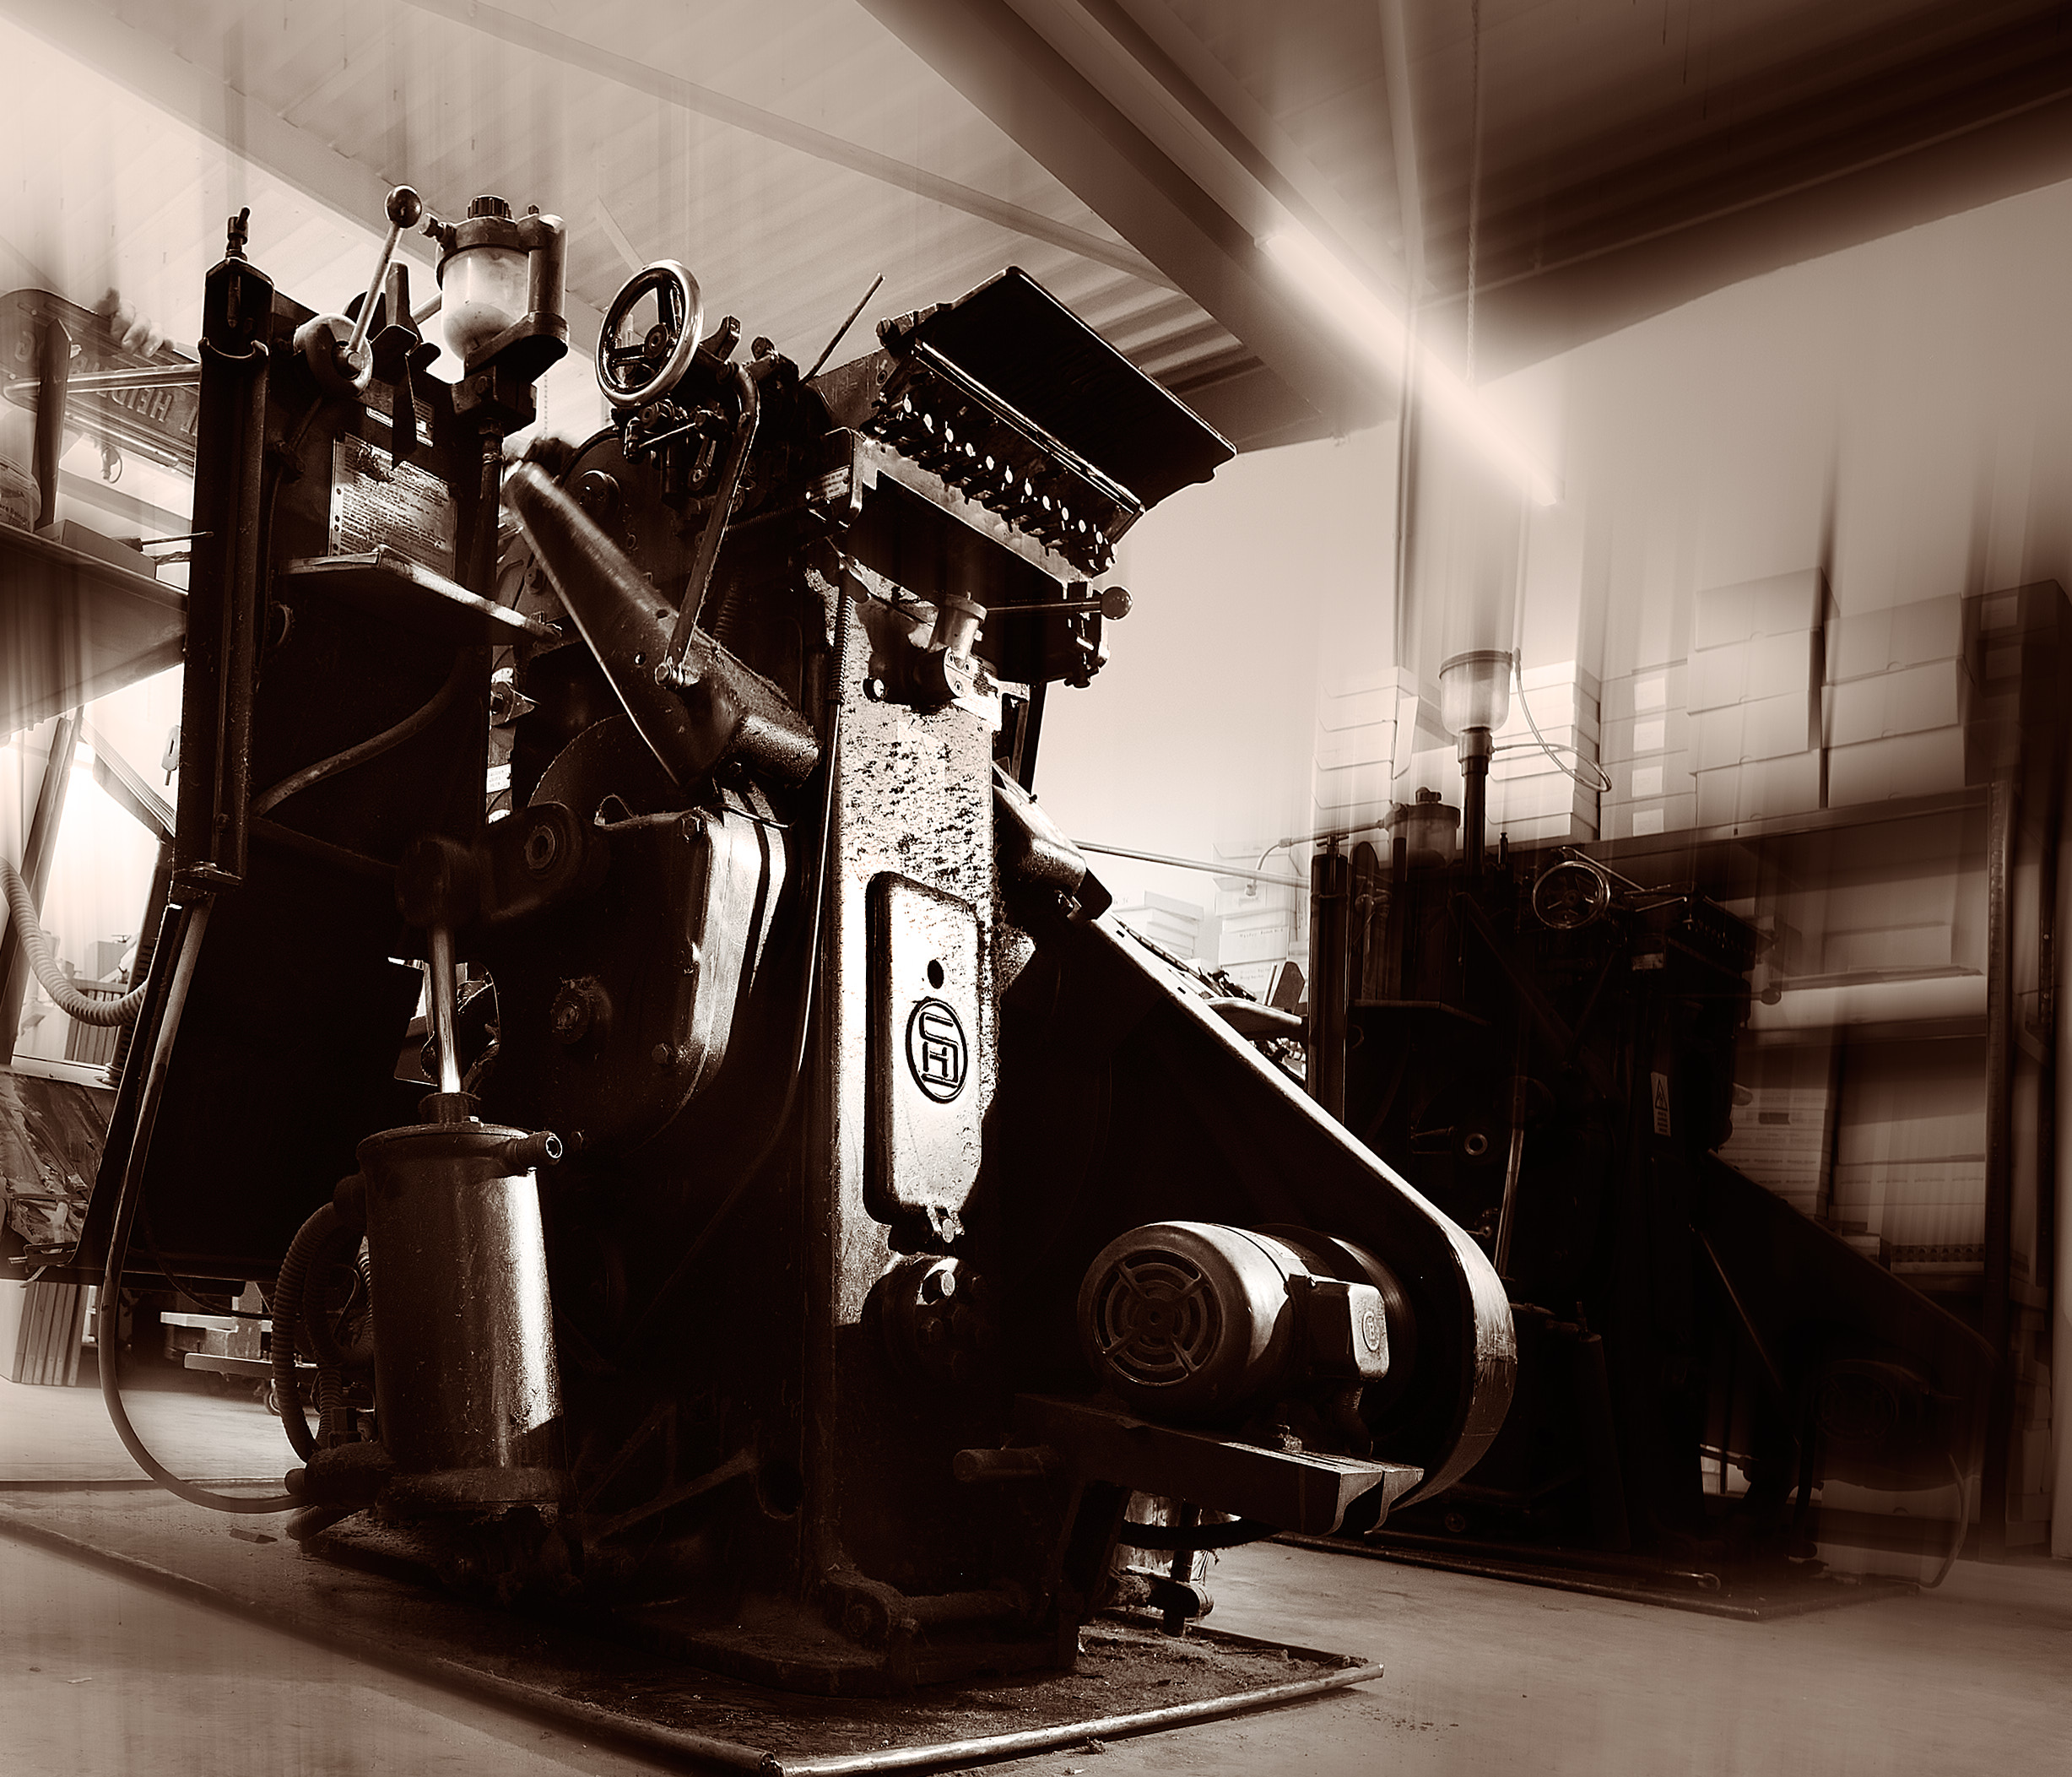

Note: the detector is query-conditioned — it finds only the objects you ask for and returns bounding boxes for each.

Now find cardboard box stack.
[1599,662,1693,838]
[1205,900,1299,999]
[1312,668,1420,840]
[1828,1049,1988,1272]
[1486,661,1602,848]
[1716,1042,1837,1218]
[1110,891,1204,960]
[1822,595,1972,805]
[1690,570,1826,827]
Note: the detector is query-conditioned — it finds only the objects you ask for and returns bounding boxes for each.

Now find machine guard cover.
[985,912,1516,1507]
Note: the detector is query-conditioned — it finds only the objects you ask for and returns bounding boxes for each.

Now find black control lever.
[368,263,430,462]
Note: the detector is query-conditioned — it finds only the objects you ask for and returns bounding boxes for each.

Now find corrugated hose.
[1,856,147,1025]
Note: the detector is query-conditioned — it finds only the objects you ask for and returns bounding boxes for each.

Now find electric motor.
[1076,1221,1391,1426]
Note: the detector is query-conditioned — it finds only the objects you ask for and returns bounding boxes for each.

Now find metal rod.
[1979,772,2015,1558]
[1071,841,1302,889]
[4,365,200,397]
[776,1659,1385,1774]
[0,709,83,1066]
[33,315,69,531]
[347,220,406,362]
[426,924,462,1095]
[667,361,760,664]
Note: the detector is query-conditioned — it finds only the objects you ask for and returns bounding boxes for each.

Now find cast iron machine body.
[64,206,1514,1691]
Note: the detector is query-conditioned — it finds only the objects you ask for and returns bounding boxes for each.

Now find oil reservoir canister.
[358,1117,566,1512]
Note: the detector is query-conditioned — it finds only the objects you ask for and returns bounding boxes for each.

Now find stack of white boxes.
[1110,892,1203,959]
[1691,570,1826,827]
[1715,1043,1837,1219]
[1311,668,1420,843]
[1599,662,1693,839]
[1822,595,1972,805]
[1828,1048,1988,1272]
[1486,662,1602,847]
[1205,898,1300,1000]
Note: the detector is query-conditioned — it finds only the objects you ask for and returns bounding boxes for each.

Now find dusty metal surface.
[0,1487,1381,1774]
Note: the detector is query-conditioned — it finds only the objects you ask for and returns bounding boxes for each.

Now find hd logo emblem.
[906,999,969,1102]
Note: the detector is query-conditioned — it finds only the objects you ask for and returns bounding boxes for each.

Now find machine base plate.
[0,1487,1380,1773]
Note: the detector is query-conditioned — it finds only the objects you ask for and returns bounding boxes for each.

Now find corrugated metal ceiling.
[7,0,2072,454]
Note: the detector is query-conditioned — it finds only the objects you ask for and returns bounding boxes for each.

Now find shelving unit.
[1572,585,2069,1557]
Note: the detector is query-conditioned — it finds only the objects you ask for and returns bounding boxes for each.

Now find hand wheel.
[596,260,704,409]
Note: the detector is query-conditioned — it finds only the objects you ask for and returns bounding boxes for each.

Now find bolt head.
[549,982,594,1045]
[522,825,560,873]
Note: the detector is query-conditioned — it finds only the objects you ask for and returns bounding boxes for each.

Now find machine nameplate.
[868,874,982,1221]
[329,431,457,578]
[906,998,968,1102]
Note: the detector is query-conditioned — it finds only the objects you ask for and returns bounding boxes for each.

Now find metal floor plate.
[0,1487,1380,1774]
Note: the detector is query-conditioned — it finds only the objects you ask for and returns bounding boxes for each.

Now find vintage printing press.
[62,190,1514,1690]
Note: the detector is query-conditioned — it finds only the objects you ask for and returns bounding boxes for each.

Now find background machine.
[49,191,1513,1690]
[1306,684,2011,1576]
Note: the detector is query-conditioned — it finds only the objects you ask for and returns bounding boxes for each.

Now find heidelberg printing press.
[46,189,1514,1691]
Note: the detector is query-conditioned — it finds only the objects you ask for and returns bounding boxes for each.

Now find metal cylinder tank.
[358,1117,565,1511]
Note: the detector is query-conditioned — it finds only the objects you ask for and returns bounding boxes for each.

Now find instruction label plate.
[329,431,457,578]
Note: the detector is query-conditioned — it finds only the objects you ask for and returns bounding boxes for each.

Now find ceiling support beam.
[857,0,1393,439]
[1376,0,1426,305]
[1429,18,2072,378]
[1037,0,1405,295]
[399,0,1173,291]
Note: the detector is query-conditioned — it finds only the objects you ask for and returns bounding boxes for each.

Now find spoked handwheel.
[596,260,704,409]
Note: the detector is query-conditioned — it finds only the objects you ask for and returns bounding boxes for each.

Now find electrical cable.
[1,858,148,1025]
[95,898,299,1513]
[1512,660,1612,794]
[137,1200,262,1321]
[249,652,473,818]
[1927,1451,1969,1590]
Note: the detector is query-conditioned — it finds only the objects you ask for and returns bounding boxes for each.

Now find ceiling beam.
[1064,0,1405,295]
[1376,0,1426,304]
[1433,13,2072,377]
[398,0,1174,292]
[857,0,1394,439]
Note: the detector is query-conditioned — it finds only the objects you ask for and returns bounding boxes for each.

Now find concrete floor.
[2,1367,2068,1776]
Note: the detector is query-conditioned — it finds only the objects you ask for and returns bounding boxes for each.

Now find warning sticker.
[363,387,436,444]
[1650,1071,1674,1138]
[328,431,457,578]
